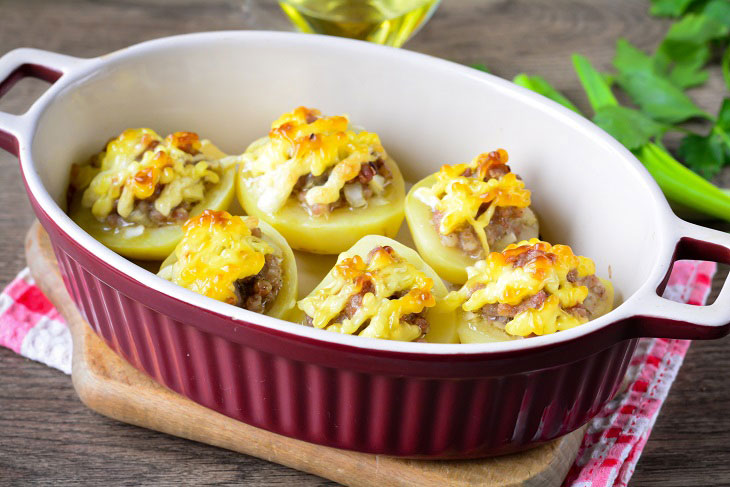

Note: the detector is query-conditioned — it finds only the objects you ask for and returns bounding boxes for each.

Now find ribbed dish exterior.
[52,245,637,458]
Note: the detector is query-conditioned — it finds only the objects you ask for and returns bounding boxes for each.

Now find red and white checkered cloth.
[0,261,717,486]
[0,268,71,374]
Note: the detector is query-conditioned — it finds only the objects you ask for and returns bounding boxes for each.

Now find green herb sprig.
[502,0,730,221]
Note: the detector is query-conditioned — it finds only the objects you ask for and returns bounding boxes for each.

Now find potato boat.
[445,239,614,344]
[236,107,405,254]
[291,235,458,343]
[158,210,297,319]
[68,128,236,260]
[405,149,538,284]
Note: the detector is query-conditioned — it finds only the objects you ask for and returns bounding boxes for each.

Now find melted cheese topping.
[73,128,234,223]
[298,246,435,342]
[161,210,273,304]
[505,294,586,336]
[446,239,597,337]
[242,106,387,213]
[414,150,531,254]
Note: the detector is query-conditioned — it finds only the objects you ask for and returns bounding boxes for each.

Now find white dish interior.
[22,32,675,354]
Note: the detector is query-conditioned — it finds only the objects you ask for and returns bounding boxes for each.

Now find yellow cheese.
[413,150,531,254]
[297,246,435,341]
[74,128,234,222]
[164,210,273,304]
[446,239,597,337]
[242,106,387,213]
[504,294,584,336]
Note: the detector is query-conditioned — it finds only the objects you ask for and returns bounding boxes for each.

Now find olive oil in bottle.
[279,0,440,47]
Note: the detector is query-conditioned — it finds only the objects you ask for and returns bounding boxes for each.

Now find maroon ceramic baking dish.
[1,32,729,458]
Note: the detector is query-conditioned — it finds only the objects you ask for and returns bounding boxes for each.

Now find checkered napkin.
[0,262,717,486]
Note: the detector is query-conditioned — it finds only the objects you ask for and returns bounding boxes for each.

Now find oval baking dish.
[1,32,729,458]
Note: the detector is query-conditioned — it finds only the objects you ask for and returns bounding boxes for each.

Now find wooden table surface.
[0,1,728,485]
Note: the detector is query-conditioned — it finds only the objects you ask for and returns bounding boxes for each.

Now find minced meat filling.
[477,290,549,327]
[93,140,207,229]
[233,253,283,314]
[400,313,429,342]
[473,269,606,331]
[388,289,429,339]
[292,157,392,216]
[564,270,607,320]
[303,277,430,340]
[432,206,527,258]
[430,163,527,258]
[461,162,511,180]
[105,184,195,228]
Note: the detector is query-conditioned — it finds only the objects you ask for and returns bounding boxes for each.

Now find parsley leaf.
[717,98,730,131]
[593,105,666,149]
[471,63,489,73]
[650,0,703,17]
[665,43,710,88]
[663,13,728,44]
[655,14,726,88]
[512,74,582,114]
[654,13,730,89]
[703,0,730,28]
[676,99,730,180]
[617,69,710,122]
[678,133,727,178]
[614,37,708,91]
[613,38,655,74]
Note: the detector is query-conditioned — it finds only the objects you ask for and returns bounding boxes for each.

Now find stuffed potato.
[405,149,538,283]
[444,239,614,343]
[236,107,405,254]
[158,210,297,318]
[68,128,237,260]
[291,236,458,343]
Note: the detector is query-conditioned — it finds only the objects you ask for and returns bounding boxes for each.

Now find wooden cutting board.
[24,221,584,487]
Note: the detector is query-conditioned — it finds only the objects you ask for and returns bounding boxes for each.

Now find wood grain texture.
[0,0,728,485]
[24,221,584,487]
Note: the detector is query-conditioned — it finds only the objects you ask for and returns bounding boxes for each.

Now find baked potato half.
[236,107,405,254]
[290,235,458,343]
[405,150,538,284]
[445,239,614,343]
[68,129,236,260]
[158,210,297,319]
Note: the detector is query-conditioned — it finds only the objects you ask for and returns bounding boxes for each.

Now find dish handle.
[629,218,730,340]
[0,48,85,156]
